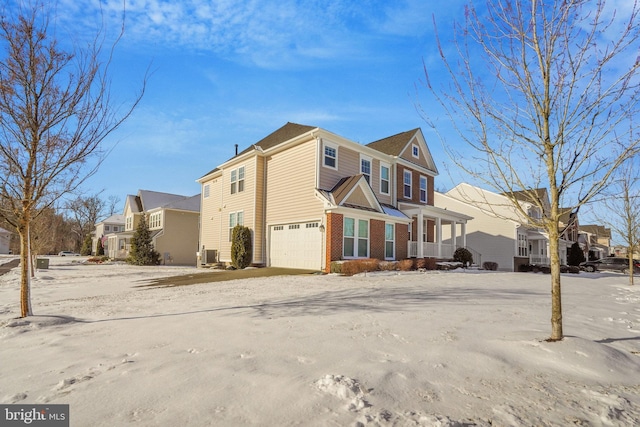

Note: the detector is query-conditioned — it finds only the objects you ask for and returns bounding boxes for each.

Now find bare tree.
[64,193,107,251]
[423,0,640,340]
[0,2,145,317]
[596,159,640,286]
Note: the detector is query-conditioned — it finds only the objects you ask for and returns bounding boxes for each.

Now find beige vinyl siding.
[199,176,222,256]
[436,193,517,271]
[399,138,430,169]
[318,141,392,204]
[344,186,373,209]
[318,139,359,190]
[266,140,324,223]
[253,156,266,264]
[154,210,200,265]
[219,161,256,262]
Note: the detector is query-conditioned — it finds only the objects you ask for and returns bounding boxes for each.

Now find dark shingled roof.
[199,122,316,179]
[366,128,420,156]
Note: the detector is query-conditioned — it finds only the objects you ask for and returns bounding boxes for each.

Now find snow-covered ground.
[1,255,639,426]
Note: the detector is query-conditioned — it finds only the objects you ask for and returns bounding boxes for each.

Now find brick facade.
[369,219,385,261]
[325,213,343,272]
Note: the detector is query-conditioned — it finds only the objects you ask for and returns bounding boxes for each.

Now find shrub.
[231,225,252,269]
[127,214,161,266]
[453,247,473,266]
[378,261,397,271]
[330,261,343,274]
[423,258,438,270]
[414,258,427,270]
[567,242,586,266]
[518,264,533,272]
[397,259,414,271]
[483,261,498,271]
[87,256,109,263]
[341,258,379,276]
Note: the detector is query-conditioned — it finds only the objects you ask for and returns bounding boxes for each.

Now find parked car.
[580,257,640,274]
[58,251,79,256]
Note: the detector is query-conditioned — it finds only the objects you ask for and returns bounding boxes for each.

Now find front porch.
[402,203,474,261]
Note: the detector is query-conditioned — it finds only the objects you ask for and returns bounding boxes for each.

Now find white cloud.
[47,0,441,69]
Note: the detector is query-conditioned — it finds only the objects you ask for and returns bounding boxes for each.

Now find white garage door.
[270,222,322,270]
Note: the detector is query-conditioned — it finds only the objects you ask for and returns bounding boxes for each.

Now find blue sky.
[46,0,469,207]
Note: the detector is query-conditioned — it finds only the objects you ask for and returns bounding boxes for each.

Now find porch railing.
[408,242,480,265]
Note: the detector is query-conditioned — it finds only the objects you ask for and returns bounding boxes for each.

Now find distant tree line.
[0,193,120,256]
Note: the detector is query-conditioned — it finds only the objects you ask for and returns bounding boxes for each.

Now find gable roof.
[124,190,200,214]
[199,122,317,179]
[366,128,421,156]
[97,214,125,225]
[580,224,611,238]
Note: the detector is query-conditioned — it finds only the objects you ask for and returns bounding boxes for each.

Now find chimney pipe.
[235,144,238,156]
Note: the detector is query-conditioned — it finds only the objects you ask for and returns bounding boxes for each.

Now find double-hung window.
[230,166,245,194]
[324,143,337,169]
[343,217,369,258]
[360,155,371,184]
[420,176,427,203]
[380,164,390,195]
[385,223,395,259]
[229,211,244,241]
[403,170,412,199]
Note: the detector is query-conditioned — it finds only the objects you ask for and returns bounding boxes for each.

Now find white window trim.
[412,144,419,159]
[419,175,428,203]
[379,163,390,195]
[360,154,372,184]
[229,211,244,241]
[323,141,338,170]
[403,170,412,199]
[343,216,369,259]
[385,223,395,260]
[230,166,245,195]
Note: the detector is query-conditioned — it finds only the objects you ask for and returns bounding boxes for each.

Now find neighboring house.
[197,122,471,271]
[0,227,11,254]
[559,208,580,253]
[438,183,569,271]
[106,190,201,265]
[579,225,611,260]
[92,214,125,255]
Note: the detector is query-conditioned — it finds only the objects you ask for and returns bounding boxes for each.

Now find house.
[0,227,11,254]
[106,190,200,265]
[197,122,471,271]
[438,183,569,271]
[579,225,611,260]
[92,214,125,255]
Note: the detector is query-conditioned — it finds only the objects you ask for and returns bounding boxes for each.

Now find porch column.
[436,217,442,258]
[417,211,424,258]
[461,222,467,247]
[450,221,457,248]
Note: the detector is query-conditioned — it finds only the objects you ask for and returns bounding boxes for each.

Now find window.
[149,212,162,229]
[412,144,419,158]
[119,239,126,250]
[360,155,371,184]
[518,234,528,257]
[306,222,319,228]
[204,184,210,198]
[343,217,368,258]
[380,164,390,195]
[385,223,395,259]
[105,225,110,232]
[403,170,412,199]
[324,143,337,169]
[420,176,428,203]
[125,215,133,231]
[229,211,244,241]
[113,226,119,232]
[230,166,245,194]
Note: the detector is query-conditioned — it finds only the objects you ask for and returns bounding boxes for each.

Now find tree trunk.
[548,226,563,341]
[628,251,635,286]
[19,220,32,317]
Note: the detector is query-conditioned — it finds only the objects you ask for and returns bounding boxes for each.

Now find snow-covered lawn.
[1,256,639,426]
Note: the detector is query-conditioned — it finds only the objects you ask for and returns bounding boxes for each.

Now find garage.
[269,222,323,270]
